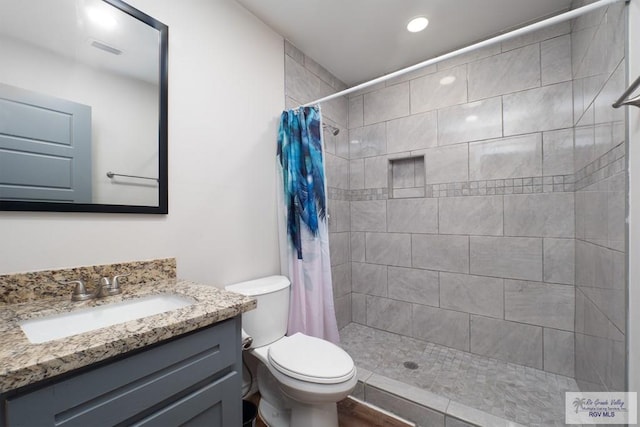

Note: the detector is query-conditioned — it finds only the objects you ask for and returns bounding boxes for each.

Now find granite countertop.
[0,279,255,393]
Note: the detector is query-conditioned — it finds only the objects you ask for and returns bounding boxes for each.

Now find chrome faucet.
[62,274,130,301]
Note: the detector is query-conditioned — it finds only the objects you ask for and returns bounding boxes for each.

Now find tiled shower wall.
[284,0,627,384]
[282,41,353,329]
[347,22,577,376]
[571,0,626,392]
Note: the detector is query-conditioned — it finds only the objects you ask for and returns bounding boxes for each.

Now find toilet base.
[258,398,338,427]
[258,397,291,427]
[290,402,338,427]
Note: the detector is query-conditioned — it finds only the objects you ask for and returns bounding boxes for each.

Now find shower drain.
[403,361,419,370]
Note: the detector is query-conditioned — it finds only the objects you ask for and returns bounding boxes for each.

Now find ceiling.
[0,0,160,84]
[236,0,573,86]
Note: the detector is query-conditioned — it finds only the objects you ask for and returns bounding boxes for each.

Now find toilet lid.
[268,333,355,384]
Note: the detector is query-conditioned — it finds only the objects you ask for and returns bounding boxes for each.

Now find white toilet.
[226,275,357,427]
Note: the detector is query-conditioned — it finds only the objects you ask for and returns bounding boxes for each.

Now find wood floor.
[248,394,414,427]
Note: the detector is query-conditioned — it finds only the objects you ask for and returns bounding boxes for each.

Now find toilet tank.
[225,275,291,348]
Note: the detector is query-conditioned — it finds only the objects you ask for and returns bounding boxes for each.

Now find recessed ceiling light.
[407,16,429,33]
[439,75,456,85]
[466,115,479,122]
[87,6,118,30]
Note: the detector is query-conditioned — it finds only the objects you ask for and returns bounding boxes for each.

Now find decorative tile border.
[574,142,626,191]
[0,258,177,305]
[329,142,625,200]
[331,174,575,202]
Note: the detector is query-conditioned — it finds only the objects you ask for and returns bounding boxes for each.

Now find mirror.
[0,0,168,214]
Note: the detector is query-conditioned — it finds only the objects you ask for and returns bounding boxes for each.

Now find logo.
[566,392,637,424]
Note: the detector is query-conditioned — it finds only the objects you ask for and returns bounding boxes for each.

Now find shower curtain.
[277,105,339,344]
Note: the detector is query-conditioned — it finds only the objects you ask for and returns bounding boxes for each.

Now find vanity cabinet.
[2,317,242,426]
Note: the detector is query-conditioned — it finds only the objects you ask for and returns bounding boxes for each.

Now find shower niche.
[388,155,425,198]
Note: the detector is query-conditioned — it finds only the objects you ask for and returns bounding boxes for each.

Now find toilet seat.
[267,333,355,385]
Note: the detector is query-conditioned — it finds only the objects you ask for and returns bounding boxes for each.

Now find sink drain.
[403,361,419,370]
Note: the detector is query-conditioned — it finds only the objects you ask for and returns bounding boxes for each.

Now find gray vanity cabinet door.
[4,317,242,427]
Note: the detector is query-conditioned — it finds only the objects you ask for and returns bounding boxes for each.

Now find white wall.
[0,0,285,287]
[628,0,640,395]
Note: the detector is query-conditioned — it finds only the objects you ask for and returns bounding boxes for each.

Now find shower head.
[322,123,340,136]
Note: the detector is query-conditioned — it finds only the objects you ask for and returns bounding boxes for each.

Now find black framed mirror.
[0,0,168,214]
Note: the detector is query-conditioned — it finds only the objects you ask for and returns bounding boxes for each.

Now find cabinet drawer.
[5,318,241,427]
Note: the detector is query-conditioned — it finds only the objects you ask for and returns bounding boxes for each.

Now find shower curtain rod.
[301,0,625,108]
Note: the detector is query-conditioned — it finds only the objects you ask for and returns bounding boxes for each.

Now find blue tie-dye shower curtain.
[277,106,339,344]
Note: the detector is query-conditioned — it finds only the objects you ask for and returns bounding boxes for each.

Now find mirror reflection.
[0,0,167,212]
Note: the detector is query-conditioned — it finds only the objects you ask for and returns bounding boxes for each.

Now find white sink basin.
[19,294,194,344]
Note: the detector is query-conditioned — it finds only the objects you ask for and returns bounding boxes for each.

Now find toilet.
[226,275,357,427]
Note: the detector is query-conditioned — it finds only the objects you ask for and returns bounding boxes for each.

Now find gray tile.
[541,35,572,85]
[366,232,412,267]
[544,238,574,285]
[412,235,469,273]
[365,386,445,427]
[329,232,350,266]
[367,296,412,336]
[543,328,575,377]
[470,236,542,281]
[504,279,574,331]
[388,198,438,234]
[503,82,573,135]
[468,44,540,101]
[388,266,439,307]
[412,305,470,351]
[365,156,389,189]
[504,193,575,238]
[439,196,503,236]
[440,272,504,319]
[581,286,626,335]
[364,82,410,125]
[351,232,365,262]
[574,125,595,172]
[333,199,351,232]
[543,128,574,176]
[350,123,387,159]
[423,144,469,184]
[352,262,387,297]
[437,43,501,71]
[351,200,386,232]
[437,97,502,146]
[391,157,419,188]
[325,153,349,190]
[575,333,625,392]
[469,134,542,181]
[410,65,468,114]
[367,374,449,413]
[340,323,579,425]
[445,417,476,427]
[501,21,570,51]
[284,40,304,64]
[350,159,364,190]
[284,55,334,107]
[331,262,351,297]
[387,111,438,153]
[470,316,543,369]
[335,294,352,329]
[348,95,364,129]
[352,292,366,324]
[392,187,426,199]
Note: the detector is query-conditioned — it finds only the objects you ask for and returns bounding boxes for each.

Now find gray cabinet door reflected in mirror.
[0,0,168,214]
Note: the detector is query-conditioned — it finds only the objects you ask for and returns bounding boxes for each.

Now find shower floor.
[340,323,580,427]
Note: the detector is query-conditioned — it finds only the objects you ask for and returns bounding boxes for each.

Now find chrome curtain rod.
[106,171,159,183]
[300,0,625,107]
[613,74,640,108]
